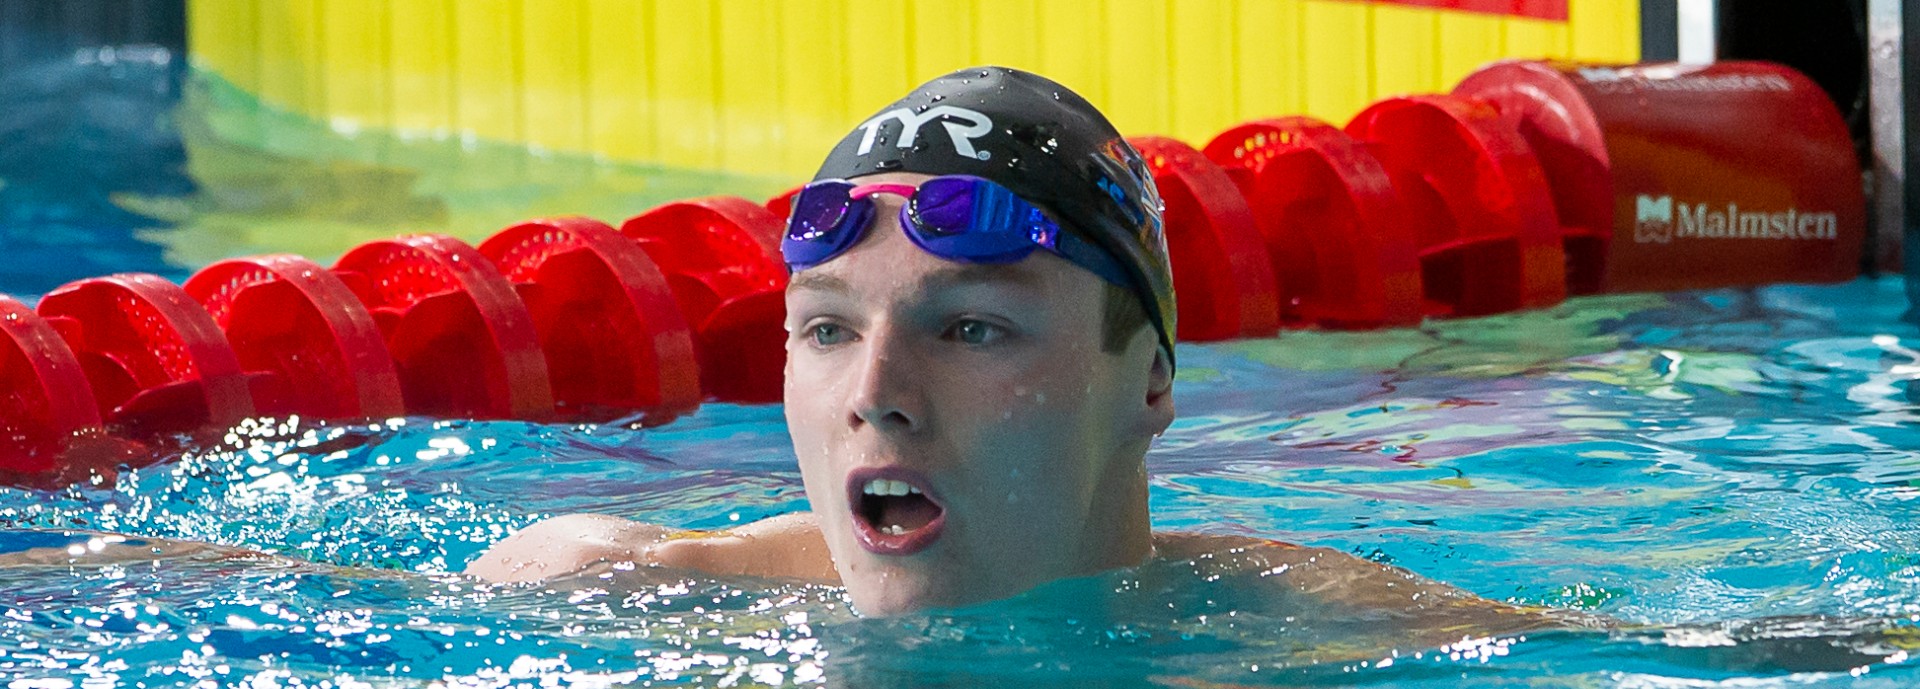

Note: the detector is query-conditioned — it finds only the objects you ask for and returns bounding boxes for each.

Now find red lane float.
[481,217,701,422]
[37,274,255,437]
[765,186,801,223]
[5,58,1873,485]
[184,255,406,420]
[334,235,554,420]
[621,197,788,404]
[1346,95,1567,318]
[1,296,103,472]
[1203,117,1423,329]
[1127,136,1282,341]
[1454,60,1865,293]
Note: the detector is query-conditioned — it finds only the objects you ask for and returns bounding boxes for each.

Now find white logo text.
[855,106,995,160]
[1633,194,1838,243]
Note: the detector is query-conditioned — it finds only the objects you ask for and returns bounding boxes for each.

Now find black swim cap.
[813,66,1176,368]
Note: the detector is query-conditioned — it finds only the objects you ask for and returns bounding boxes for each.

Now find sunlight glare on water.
[3,61,1920,686]
[4,280,1920,687]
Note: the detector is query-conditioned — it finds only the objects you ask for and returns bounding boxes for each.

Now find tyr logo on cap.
[855,106,995,161]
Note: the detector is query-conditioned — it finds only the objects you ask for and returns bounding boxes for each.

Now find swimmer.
[462,67,1607,639]
[0,67,1601,650]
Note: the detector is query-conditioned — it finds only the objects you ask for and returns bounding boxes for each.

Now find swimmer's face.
[784,172,1173,615]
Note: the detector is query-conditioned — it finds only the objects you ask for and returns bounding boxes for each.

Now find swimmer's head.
[782,67,1176,615]
[801,66,1175,366]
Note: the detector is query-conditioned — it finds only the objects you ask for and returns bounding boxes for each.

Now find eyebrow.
[785,262,1048,298]
[787,272,852,296]
[783,262,1052,307]
[916,263,1046,294]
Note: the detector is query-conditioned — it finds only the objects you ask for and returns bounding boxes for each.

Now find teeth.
[862,478,920,497]
[882,525,906,536]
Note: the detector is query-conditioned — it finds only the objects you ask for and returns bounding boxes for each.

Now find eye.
[806,322,854,348]
[945,318,1008,346]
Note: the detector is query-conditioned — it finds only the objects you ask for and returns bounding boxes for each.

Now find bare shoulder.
[465,512,838,585]
[1150,532,1611,638]
[646,512,838,583]
[465,514,676,583]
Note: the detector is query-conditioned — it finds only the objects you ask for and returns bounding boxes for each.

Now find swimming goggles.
[781,175,1134,288]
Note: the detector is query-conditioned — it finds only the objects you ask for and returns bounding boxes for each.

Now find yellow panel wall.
[450,0,523,146]
[189,0,1641,179]
[386,1,453,135]
[583,0,652,163]
[1235,1,1307,126]
[1103,0,1174,137]
[520,0,589,154]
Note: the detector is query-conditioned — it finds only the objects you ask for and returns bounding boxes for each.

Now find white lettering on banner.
[1632,195,1838,243]
[855,106,995,161]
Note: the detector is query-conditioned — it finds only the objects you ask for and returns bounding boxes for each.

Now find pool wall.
[15,1,1877,481]
[184,0,1643,178]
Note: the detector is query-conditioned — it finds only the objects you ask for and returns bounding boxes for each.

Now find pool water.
[5,66,1920,687]
[3,278,1920,687]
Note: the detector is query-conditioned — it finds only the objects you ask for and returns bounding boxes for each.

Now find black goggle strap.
[1051,228,1136,292]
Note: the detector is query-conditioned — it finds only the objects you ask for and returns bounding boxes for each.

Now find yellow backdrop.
[187,0,1639,179]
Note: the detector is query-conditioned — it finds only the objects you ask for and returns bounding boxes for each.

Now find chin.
[839,562,987,617]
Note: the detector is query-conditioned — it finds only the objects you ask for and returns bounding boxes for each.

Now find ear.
[1140,348,1175,437]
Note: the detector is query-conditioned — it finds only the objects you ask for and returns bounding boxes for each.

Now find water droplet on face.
[979,70,991,78]
[1005,157,1021,168]
[1052,91,1061,100]
[875,160,902,170]
[929,94,945,102]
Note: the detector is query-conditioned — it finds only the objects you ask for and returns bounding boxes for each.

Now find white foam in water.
[5,278,1920,682]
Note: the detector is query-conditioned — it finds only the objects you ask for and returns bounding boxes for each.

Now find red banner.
[1370,0,1569,21]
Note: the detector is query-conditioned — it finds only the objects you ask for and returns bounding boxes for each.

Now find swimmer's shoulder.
[1151,531,1305,559]
[465,512,838,585]
[1150,529,1496,599]
[653,512,839,583]
[465,513,675,583]
[1148,530,1614,635]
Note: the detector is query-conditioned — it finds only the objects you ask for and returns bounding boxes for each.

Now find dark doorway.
[1717,0,1869,160]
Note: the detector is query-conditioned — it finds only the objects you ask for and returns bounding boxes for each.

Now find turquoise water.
[6,63,1920,687]
[4,278,1920,687]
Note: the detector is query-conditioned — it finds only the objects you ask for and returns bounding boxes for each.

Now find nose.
[847,328,925,434]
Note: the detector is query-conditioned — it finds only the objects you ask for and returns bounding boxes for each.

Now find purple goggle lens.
[781,175,1131,288]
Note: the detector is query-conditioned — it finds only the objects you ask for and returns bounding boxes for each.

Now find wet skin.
[776,172,1173,614]
[0,173,1603,642]
[471,171,1172,615]
[460,173,1606,638]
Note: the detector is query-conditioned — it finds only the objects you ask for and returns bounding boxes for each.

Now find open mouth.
[847,469,947,555]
